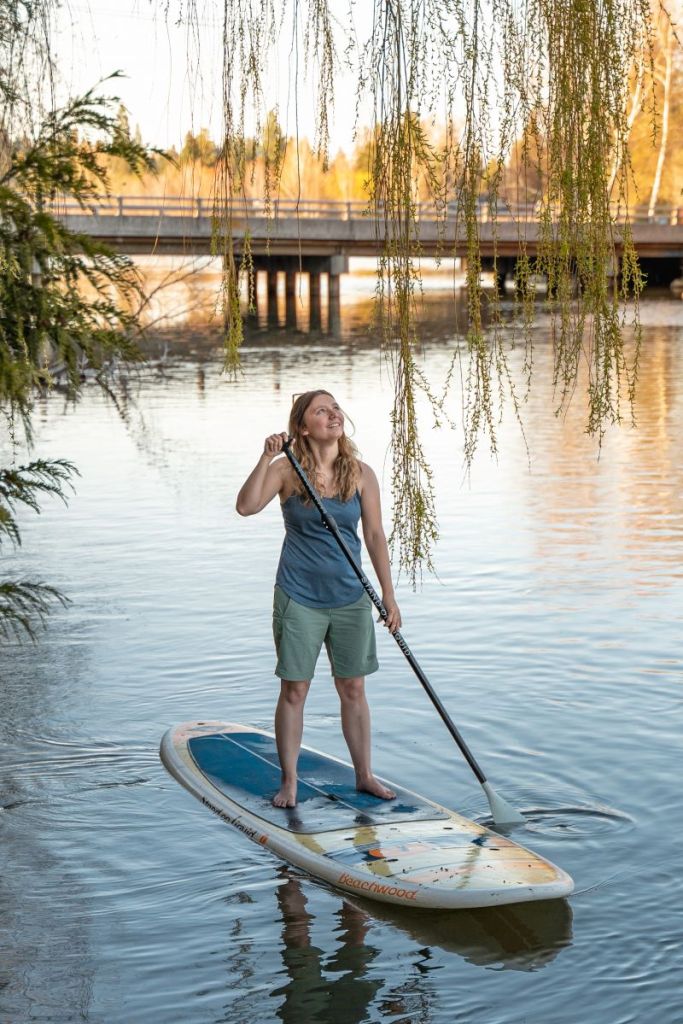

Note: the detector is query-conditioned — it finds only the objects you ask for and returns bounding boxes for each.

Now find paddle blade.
[482,781,526,827]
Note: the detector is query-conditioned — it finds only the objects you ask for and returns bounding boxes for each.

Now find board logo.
[200,796,262,843]
[337,871,418,901]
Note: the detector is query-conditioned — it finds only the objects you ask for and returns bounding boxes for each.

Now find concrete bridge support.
[671,256,683,297]
[326,254,347,337]
[327,272,341,335]
[267,270,279,317]
[491,256,517,294]
[285,271,297,326]
[309,271,322,330]
[249,253,348,333]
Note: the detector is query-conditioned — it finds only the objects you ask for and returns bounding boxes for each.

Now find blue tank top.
[275,491,365,608]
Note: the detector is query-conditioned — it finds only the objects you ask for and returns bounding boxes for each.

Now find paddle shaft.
[281,439,488,787]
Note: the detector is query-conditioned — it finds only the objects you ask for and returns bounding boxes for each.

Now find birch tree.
[648,15,675,217]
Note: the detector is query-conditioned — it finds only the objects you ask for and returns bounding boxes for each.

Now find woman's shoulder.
[356,460,378,495]
[272,456,298,502]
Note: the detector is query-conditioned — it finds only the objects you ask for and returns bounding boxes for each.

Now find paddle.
[281,437,525,828]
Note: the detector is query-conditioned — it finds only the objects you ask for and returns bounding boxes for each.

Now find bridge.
[52,195,683,300]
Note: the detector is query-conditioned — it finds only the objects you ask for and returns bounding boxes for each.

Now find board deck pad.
[188,731,448,834]
[162,721,574,909]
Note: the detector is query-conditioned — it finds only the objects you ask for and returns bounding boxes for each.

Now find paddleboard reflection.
[276,866,572,984]
[269,868,573,1021]
[345,889,574,972]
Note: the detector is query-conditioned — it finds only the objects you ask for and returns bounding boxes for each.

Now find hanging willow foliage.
[175,1,664,582]
[534,0,653,437]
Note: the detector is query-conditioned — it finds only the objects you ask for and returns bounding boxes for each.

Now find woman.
[236,389,401,808]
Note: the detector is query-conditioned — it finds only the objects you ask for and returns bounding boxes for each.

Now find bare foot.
[356,776,396,800]
[272,781,297,808]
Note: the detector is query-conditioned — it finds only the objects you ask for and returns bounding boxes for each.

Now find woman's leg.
[334,676,395,800]
[273,679,311,807]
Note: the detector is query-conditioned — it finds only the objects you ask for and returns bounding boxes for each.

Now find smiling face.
[288,389,359,500]
[300,392,345,443]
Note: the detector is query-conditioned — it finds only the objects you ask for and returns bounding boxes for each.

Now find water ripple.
[512,804,634,839]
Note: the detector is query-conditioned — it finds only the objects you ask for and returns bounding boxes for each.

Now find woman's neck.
[308,439,339,472]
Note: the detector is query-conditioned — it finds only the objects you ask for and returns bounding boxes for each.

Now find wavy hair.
[288,390,360,502]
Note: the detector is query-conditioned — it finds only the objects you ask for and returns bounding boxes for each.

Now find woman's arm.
[235,433,289,516]
[359,463,402,633]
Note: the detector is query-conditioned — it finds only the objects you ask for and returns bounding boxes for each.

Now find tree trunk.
[608,65,644,197]
[647,22,674,219]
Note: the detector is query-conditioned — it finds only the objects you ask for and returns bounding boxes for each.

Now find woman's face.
[301,393,344,442]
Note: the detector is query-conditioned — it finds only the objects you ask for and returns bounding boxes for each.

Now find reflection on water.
[273,871,382,1024]
[134,255,481,351]
[524,326,683,594]
[224,869,572,1024]
[1,291,683,1023]
[332,880,573,976]
[132,256,475,341]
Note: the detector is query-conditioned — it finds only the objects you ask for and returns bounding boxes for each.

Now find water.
[2,293,683,1023]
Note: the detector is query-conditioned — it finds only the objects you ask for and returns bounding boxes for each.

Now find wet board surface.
[160,721,574,910]
[186,730,448,833]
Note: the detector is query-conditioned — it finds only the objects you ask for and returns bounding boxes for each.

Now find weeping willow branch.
[535,0,650,440]
[196,0,663,579]
[364,2,442,583]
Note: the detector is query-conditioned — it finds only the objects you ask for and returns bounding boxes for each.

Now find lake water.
[2,292,682,1023]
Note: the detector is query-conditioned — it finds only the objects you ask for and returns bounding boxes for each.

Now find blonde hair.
[288,390,360,502]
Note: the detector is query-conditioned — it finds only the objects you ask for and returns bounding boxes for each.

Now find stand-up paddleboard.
[160,721,574,910]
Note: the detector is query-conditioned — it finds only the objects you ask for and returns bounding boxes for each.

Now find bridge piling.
[328,272,341,336]
[266,271,279,324]
[285,271,297,327]
[309,272,322,330]
[266,270,278,304]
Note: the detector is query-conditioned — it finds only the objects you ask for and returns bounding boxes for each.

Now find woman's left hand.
[381,595,402,634]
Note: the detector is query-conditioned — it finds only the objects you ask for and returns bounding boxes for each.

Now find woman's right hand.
[263,432,289,459]
[237,433,289,515]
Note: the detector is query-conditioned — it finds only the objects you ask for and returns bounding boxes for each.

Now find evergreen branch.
[0,579,69,642]
[0,458,77,548]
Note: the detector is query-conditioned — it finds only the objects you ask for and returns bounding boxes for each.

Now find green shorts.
[273,585,379,681]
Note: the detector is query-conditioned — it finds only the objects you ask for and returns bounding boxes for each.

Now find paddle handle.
[281,438,488,787]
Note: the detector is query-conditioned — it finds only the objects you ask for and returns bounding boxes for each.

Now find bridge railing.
[44,194,683,225]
